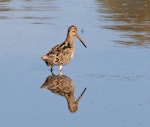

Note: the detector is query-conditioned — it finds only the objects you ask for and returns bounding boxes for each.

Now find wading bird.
[41,25,86,72]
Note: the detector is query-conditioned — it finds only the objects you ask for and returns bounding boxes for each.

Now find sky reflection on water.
[0,0,58,24]
[0,0,150,127]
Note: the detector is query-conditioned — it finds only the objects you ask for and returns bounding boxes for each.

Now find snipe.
[41,25,86,72]
[41,74,87,112]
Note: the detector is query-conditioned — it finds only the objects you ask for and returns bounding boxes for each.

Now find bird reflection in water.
[41,72,86,113]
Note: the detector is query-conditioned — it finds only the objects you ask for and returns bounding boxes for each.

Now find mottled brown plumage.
[41,26,86,72]
[41,74,86,112]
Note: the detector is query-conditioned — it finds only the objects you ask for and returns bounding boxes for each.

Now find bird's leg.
[58,71,63,76]
[50,66,53,72]
[58,65,63,72]
[58,65,63,76]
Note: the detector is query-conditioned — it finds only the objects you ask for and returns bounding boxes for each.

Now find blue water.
[0,0,150,127]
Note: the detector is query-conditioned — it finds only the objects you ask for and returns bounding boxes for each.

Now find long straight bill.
[76,34,87,48]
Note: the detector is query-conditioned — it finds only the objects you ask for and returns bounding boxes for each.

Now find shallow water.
[0,0,150,127]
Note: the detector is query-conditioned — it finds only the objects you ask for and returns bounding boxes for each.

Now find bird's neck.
[65,34,75,48]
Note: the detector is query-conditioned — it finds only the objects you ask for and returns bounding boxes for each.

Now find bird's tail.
[41,55,49,60]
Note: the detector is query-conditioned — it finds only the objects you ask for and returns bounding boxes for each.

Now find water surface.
[0,0,150,127]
